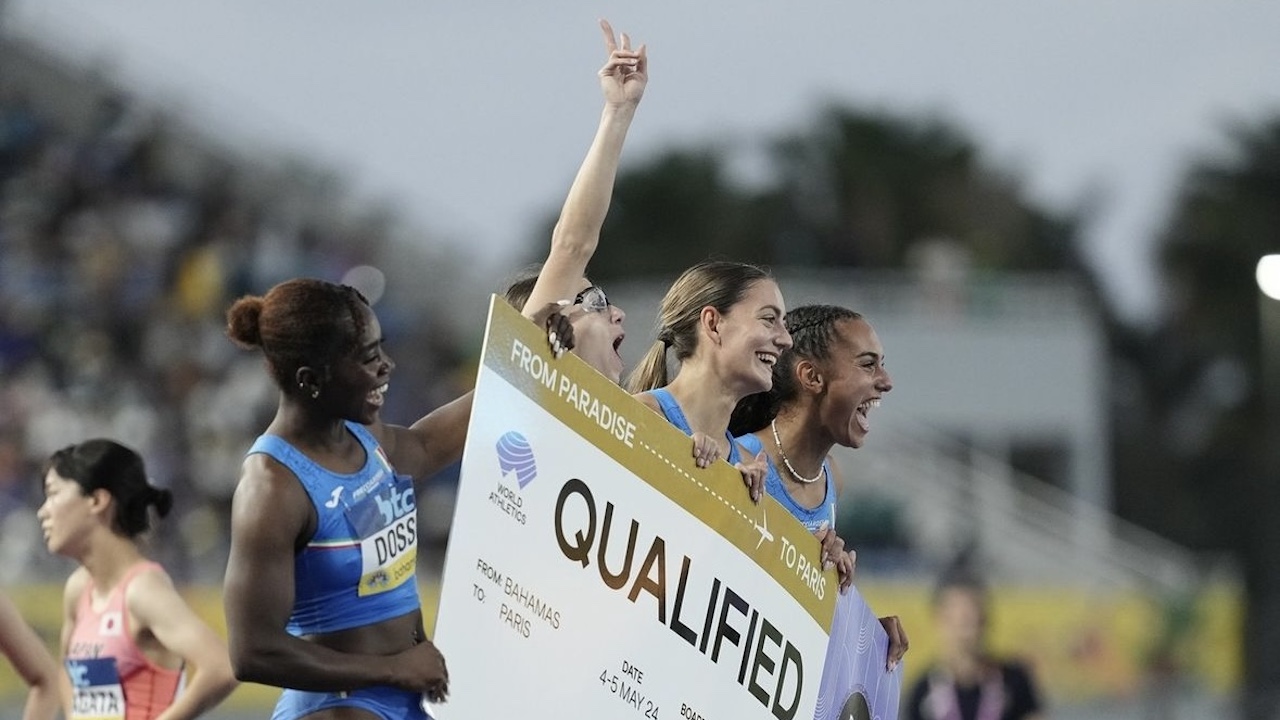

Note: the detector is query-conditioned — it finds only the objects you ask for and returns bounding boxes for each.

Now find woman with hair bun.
[221,279,455,719]
[215,24,628,720]
[38,438,237,719]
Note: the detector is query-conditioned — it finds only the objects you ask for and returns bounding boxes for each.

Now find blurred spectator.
[0,433,42,583]
[0,82,463,583]
[904,566,1047,720]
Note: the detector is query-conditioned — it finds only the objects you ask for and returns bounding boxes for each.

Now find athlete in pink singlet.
[39,439,237,720]
[64,561,183,719]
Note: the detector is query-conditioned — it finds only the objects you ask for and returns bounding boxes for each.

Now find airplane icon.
[753,504,774,550]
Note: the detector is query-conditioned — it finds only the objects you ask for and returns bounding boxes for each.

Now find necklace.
[770,419,825,484]
[926,664,1005,720]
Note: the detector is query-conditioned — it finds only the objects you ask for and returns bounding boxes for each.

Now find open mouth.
[613,333,625,356]
[855,398,880,431]
[368,383,389,408]
[755,352,777,367]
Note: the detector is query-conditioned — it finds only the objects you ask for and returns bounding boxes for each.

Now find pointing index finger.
[599,19,618,53]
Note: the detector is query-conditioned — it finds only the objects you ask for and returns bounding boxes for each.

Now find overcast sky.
[6,1,1280,324]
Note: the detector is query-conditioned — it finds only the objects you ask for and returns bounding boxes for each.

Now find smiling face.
[566,279,627,384]
[714,279,793,396]
[37,469,97,558]
[316,303,395,424]
[813,318,892,449]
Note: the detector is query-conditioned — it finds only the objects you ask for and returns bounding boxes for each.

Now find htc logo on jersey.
[374,484,414,524]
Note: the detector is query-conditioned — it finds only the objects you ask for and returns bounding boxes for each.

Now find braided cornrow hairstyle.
[729,304,863,436]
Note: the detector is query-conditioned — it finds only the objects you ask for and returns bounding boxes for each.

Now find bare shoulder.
[61,567,91,626]
[364,419,398,460]
[633,392,661,413]
[825,453,845,495]
[227,453,314,556]
[124,564,181,616]
[126,564,176,597]
[231,452,312,537]
[64,567,91,603]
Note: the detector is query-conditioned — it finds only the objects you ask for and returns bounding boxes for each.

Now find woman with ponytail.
[627,267,850,583]
[627,260,790,483]
[38,439,237,719]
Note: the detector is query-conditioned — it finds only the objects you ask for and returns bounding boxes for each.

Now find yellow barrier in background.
[859,583,1241,700]
[0,580,1239,709]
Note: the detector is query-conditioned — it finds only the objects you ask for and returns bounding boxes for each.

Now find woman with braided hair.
[729,304,908,668]
[222,279,457,719]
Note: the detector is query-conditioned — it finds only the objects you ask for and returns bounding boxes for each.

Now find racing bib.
[66,658,125,720]
[347,473,418,596]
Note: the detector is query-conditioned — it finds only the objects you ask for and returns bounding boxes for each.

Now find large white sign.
[432,298,899,720]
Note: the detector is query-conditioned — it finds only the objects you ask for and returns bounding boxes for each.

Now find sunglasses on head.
[572,285,610,314]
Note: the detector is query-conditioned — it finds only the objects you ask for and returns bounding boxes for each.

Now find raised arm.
[0,593,60,720]
[386,390,475,483]
[373,315,572,485]
[372,299,576,485]
[223,457,446,693]
[127,568,236,720]
[367,22,644,482]
[521,18,648,314]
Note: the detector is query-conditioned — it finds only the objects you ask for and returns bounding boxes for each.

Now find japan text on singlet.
[248,422,421,636]
[65,561,184,720]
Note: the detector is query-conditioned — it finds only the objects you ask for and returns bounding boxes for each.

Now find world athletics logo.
[496,431,537,489]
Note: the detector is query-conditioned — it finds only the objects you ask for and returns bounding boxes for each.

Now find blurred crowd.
[0,87,466,585]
